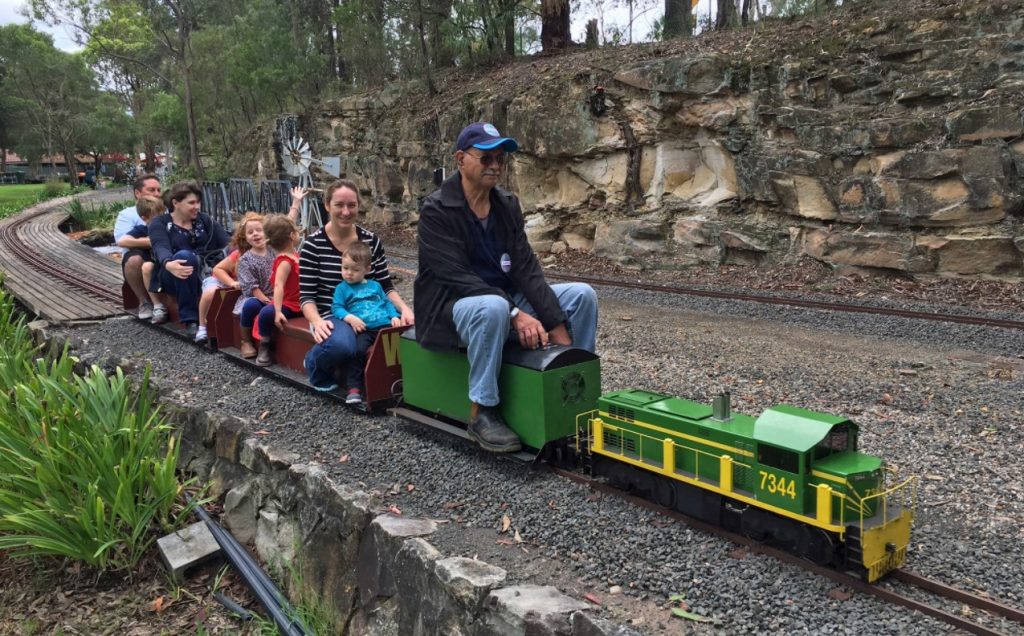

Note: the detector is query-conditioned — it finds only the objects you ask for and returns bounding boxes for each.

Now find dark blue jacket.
[148,212,228,275]
[414,172,564,351]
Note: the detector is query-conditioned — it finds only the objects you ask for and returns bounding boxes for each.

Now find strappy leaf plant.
[0,286,196,571]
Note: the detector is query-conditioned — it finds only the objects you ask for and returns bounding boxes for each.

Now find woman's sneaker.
[345,389,363,405]
[151,305,169,325]
[194,326,208,343]
[137,302,154,320]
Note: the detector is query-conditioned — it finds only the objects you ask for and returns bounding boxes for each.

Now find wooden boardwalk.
[0,190,130,322]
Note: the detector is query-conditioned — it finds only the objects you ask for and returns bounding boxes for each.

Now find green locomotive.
[397,335,915,582]
[583,390,915,582]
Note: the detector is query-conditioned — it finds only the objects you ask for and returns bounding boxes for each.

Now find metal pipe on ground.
[189,497,311,636]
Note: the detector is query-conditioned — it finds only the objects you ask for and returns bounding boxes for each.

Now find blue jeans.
[452,282,598,407]
[345,329,380,390]
[239,297,266,328]
[158,250,201,324]
[303,317,356,389]
[256,304,301,340]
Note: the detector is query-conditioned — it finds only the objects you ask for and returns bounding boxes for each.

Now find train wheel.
[653,477,675,509]
[629,470,656,499]
[771,520,801,553]
[801,527,836,566]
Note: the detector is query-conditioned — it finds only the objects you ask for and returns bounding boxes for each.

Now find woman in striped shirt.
[300,179,414,391]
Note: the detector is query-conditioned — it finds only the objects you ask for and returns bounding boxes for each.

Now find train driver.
[414,122,598,453]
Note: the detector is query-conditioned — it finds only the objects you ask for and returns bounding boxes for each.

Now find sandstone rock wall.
[291,0,1024,279]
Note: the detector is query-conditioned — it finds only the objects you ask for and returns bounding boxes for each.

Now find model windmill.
[278,118,341,230]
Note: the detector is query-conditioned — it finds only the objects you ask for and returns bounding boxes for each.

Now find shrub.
[40,179,67,199]
[0,287,196,571]
[66,199,131,231]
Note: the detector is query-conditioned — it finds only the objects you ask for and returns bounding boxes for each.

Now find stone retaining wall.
[236,0,1024,280]
[30,321,641,636]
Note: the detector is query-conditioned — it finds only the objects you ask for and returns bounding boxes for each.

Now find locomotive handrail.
[858,476,918,532]
[600,416,737,466]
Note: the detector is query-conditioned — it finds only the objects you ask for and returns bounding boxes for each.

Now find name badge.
[500,252,512,273]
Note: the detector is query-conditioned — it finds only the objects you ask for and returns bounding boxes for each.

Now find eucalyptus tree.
[540,0,570,50]
[0,24,97,184]
[81,1,166,171]
[664,0,693,38]
[29,0,207,177]
[79,91,138,176]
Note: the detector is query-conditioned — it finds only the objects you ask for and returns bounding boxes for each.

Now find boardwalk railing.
[207,178,329,232]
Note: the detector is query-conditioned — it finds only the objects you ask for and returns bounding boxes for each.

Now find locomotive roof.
[753,404,856,452]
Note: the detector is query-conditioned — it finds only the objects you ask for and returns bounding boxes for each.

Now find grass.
[0,182,77,220]
[0,184,54,203]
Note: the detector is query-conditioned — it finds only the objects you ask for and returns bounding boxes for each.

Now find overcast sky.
[0,0,81,51]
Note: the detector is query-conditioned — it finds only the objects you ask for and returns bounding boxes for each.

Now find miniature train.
[124,285,916,583]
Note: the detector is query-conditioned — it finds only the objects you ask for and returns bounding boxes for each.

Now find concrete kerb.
[27,320,642,636]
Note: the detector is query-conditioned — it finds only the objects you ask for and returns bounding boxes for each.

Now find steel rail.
[0,206,123,305]
[388,249,1024,331]
[550,467,1021,636]
[891,569,1024,626]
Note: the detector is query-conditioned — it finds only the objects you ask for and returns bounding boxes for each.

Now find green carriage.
[398,330,601,452]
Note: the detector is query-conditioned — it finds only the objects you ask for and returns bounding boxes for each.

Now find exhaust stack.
[712,391,732,422]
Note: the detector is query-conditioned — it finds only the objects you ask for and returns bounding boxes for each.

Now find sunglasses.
[465,152,507,167]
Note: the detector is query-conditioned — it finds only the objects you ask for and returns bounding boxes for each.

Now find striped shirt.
[299,225,395,318]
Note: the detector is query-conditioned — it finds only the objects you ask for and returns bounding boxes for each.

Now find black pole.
[189,497,311,636]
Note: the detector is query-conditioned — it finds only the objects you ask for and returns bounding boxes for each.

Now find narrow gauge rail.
[0,205,123,305]
[550,467,1024,636]
[388,249,1024,332]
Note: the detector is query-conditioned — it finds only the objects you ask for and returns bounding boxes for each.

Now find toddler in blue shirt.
[331,241,401,404]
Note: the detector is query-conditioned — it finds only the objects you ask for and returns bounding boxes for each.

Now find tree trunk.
[428,0,454,68]
[182,63,203,178]
[585,18,599,47]
[63,148,78,186]
[144,138,156,172]
[503,1,516,57]
[414,0,437,94]
[715,0,736,30]
[0,148,6,175]
[664,0,693,38]
[175,9,203,179]
[541,0,571,51]
[741,0,751,25]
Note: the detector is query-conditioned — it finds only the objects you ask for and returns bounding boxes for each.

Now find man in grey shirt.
[113,173,161,318]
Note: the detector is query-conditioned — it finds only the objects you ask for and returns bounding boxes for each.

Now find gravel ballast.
[55,279,1023,635]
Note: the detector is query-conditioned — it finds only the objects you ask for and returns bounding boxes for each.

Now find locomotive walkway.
[0,190,128,322]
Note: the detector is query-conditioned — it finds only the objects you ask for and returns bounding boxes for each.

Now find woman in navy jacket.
[148,181,229,335]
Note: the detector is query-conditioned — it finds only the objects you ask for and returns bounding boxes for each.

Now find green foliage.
[0,182,75,220]
[246,554,339,636]
[41,179,66,199]
[66,198,131,230]
[0,288,196,571]
[0,25,99,184]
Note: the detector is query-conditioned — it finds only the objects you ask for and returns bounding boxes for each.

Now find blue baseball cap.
[455,122,519,153]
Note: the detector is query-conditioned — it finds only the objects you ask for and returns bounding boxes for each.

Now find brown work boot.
[240,329,257,359]
[255,338,272,366]
[467,404,522,453]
